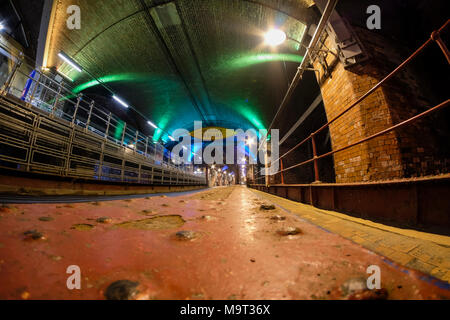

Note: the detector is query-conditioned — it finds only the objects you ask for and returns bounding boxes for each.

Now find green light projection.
[114,120,125,140]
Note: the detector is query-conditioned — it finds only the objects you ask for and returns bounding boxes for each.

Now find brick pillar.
[313,26,444,183]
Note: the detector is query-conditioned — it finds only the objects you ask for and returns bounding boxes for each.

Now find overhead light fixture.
[58,51,82,72]
[168,136,175,141]
[113,95,129,108]
[264,29,287,46]
[147,121,157,129]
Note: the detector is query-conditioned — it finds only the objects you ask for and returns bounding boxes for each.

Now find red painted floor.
[0,186,448,300]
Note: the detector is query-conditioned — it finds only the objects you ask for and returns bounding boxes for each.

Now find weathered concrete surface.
[0,186,448,300]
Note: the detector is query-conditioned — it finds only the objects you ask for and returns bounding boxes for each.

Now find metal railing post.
[264,151,269,187]
[311,134,320,183]
[138,164,141,184]
[144,137,149,157]
[431,23,450,64]
[98,137,105,180]
[71,94,82,125]
[120,123,127,146]
[134,131,139,153]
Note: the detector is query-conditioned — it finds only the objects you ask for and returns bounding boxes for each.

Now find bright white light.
[113,95,129,108]
[169,136,175,141]
[57,52,82,72]
[147,121,157,129]
[182,146,187,150]
[264,29,287,46]
[0,23,4,31]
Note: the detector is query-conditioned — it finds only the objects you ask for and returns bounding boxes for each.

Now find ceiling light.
[113,95,129,108]
[169,136,175,141]
[264,29,287,46]
[147,121,157,129]
[58,51,82,72]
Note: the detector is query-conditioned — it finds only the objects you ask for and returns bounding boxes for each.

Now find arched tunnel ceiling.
[45,0,315,141]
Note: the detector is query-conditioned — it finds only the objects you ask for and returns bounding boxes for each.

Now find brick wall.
[313,25,449,183]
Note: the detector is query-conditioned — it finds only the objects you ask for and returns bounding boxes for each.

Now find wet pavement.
[0,186,449,300]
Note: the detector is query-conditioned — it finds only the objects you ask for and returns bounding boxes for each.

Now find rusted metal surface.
[0,186,449,300]
[0,39,205,186]
[251,175,450,230]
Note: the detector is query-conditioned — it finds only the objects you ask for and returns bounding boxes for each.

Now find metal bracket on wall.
[334,18,369,68]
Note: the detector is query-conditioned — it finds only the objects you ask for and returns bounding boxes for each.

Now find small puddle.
[114,215,185,230]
